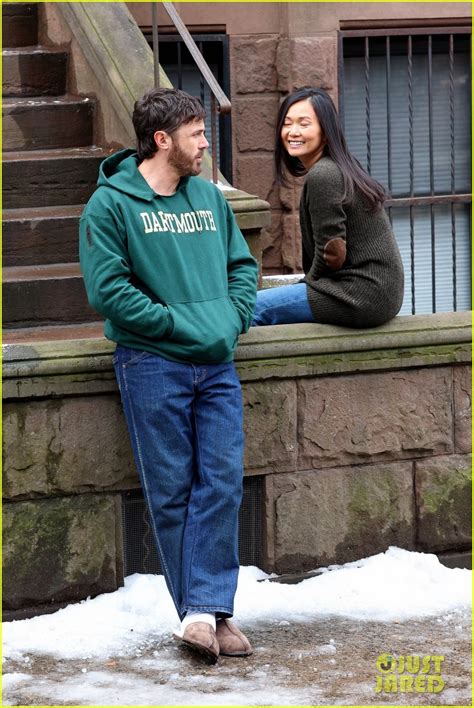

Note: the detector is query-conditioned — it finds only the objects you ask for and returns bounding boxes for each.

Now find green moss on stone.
[66,498,115,582]
[3,500,71,607]
[236,343,470,382]
[422,468,471,515]
[348,473,401,527]
[3,495,119,610]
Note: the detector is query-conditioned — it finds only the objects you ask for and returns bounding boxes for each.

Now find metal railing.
[151,2,231,184]
[340,28,472,315]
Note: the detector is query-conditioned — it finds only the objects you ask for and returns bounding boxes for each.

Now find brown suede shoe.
[174,622,219,664]
[216,619,253,657]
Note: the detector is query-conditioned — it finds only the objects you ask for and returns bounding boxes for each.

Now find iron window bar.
[428,34,436,311]
[365,36,371,174]
[449,33,457,311]
[385,194,471,207]
[408,34,415,313]
[342,26,469,38]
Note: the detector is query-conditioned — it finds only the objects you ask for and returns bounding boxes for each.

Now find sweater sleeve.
[305,163,347,274]
[224,199,259,333]
[79,209,172,339]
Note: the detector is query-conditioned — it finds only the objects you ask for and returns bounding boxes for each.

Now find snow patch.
[4,669,315,707]
[3,548,470,664]
[214,181,235,191]
[2,673,32,688]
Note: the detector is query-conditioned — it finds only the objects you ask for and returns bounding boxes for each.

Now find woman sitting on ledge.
[252,87,404,329]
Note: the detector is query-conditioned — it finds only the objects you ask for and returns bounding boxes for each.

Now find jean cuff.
[181,604,234,618]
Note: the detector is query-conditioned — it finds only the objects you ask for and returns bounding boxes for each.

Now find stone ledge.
[237,311,471,360]
[224,187,272,230]
[3,312,471,399]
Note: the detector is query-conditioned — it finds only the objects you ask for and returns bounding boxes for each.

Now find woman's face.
[281,99,325,168]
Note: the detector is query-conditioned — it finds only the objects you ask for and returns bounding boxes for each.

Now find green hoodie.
[79,149,258,364]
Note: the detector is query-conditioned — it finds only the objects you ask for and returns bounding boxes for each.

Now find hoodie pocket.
[166,296,242,362]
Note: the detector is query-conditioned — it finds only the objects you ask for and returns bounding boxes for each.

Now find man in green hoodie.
[80,88,258,663]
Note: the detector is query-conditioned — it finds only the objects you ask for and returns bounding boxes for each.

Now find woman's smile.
[282,98,325,167]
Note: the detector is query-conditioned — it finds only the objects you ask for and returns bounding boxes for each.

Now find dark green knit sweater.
[300,156,404,328]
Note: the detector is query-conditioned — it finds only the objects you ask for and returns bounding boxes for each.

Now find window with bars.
[341,29,471,315]
[122,478,263,576]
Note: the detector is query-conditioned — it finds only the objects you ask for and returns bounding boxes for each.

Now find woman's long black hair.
[275,87,386,210]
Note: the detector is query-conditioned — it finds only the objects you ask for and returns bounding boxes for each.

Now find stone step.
[3,263,99,329]
[2,3,38,48]
[3,205,84,267]
[3,147,107,209]
[3,47,68,97]
[3,96,95,152]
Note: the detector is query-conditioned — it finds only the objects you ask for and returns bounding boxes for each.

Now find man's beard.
[168,141,202,177]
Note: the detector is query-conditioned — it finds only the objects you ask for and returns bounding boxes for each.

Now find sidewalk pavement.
[3,612,471,706]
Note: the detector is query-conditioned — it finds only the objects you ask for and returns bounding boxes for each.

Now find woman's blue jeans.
[251,283,315,326]
[113,344,244,621]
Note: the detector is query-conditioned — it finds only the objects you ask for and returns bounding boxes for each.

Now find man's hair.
[133,88,205,161]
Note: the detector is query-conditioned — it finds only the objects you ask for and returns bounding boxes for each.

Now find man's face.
[168,119,209,176]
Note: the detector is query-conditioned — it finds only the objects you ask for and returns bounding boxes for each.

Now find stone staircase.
[2,3,107,341]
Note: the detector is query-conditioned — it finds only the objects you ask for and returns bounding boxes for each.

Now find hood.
[97,148,191,202]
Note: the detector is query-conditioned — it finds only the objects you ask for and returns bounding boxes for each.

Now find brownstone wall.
[4,363,470,608]
[243,365,471,573]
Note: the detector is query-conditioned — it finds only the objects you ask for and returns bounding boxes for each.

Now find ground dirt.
[3,613,471,706]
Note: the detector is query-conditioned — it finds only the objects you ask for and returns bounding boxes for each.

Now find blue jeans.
[251,283,315,326]
[113,345,244,621]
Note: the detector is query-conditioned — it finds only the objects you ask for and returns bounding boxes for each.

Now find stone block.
[285,36,338,94]
[232,36,278,94]
[298,368,453,469]
[276,37,291,93]
[235,153,277,205]
[268,462,415,573]
[416,454,472,552]
[3,396,137,499]
[453,365,471,453]
[261,210,284,271]
[281,211,303,272]
[235,96,281,153]
[279,179,304,211]
[3,493,123,609]
[243,380,297,473]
